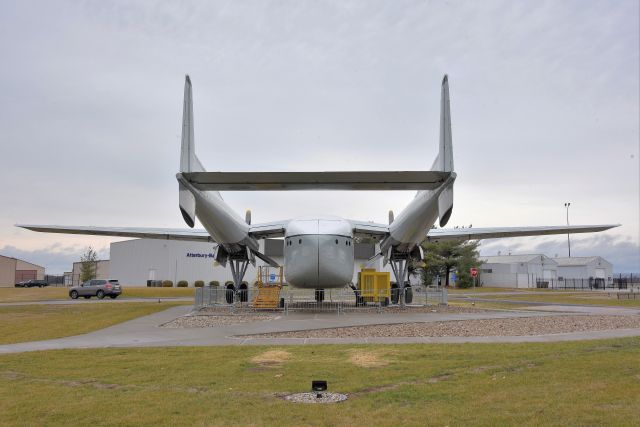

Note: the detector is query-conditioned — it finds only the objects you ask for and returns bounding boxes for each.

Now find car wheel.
[96,290,105,299]
[70,291,79,299]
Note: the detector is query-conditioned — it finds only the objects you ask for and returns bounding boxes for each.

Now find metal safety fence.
[194,285,448,314]
[537,277,637,290]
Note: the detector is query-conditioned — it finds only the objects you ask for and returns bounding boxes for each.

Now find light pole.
[564,202,571,257]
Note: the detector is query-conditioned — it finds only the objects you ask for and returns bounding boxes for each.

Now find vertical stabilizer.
[180,75,205,173]
[179,75,204,228]
[437,75,453,173]
[435,75,454,226]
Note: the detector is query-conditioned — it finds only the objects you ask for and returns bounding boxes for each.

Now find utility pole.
[564,202,571,257]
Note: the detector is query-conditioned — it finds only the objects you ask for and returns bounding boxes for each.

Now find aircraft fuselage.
[284,216,355,288]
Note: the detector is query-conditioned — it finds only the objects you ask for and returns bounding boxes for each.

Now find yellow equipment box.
[357,268,391,303]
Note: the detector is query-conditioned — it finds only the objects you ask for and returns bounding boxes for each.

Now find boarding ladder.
[252,266,284,309]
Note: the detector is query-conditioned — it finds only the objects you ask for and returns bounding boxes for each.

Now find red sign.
[470,267,478,277]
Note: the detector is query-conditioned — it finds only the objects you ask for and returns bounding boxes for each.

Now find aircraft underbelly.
[284,234,354,289]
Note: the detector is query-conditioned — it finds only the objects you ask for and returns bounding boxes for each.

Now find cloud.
[0,244,110,275]
[0,1,637,267]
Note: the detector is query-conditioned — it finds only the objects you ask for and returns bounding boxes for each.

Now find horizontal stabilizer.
[181,171,451,191]
[426,224,620,242]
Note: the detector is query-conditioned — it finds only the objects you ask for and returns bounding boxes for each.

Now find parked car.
[15,279,48,288]
[69,279,122,299]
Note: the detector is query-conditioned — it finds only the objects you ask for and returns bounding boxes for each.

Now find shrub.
[162,280,173,288]
[194,280,204,288]
[224,281,234,288]
[177,280,188,288]
[209,281,219,287]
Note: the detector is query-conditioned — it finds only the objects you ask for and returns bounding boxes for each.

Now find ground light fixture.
[312,380,328,398]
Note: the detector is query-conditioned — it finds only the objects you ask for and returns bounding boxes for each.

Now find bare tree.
[80,246,98,283]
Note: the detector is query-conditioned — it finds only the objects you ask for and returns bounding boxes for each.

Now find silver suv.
[69,279,122,300]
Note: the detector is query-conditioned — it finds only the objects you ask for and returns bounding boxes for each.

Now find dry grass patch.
[251,350,292,367]
[348,350,392,368]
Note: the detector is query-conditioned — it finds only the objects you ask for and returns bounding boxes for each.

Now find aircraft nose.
[284,235,319,288]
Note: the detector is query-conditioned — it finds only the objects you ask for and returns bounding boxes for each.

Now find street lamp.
[564,202,571,257]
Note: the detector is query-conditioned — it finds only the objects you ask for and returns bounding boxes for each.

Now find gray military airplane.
[19,75,618,296]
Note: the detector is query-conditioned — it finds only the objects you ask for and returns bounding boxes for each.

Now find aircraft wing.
[16,224,214,242]
[349,220,390,239]
[425,224,620,242]
[248,220,289,239]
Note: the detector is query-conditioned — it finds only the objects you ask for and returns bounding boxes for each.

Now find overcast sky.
[1,0,638,274]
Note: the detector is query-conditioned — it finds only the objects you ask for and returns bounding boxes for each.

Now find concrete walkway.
[1,304,639,353]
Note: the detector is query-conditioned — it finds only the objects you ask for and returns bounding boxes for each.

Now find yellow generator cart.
[357,268,391,306]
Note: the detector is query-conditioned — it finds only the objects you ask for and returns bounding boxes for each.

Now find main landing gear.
[220,247,252,304]
[388,248,418,306]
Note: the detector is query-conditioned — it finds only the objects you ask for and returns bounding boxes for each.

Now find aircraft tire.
[390,284,399,304]
[239,284,248,303]
[405,285,413,304]
[225,285,235,304]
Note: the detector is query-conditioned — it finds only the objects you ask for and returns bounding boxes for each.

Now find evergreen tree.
[419,240,481,288]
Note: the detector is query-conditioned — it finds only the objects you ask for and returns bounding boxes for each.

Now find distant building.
[109,238,379,287]
[71,260,110,286]
[0,254,45,286]
[479,254,558,288]
[553,256,613,283]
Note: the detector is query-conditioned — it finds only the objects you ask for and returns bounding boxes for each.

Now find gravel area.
[161,313,276,328]
[379,305,490,314]
[284,392,348,404]
[244,315,640,338]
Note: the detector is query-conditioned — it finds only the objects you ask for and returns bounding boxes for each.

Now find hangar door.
[16,270,36,281]
[595,269,606,279]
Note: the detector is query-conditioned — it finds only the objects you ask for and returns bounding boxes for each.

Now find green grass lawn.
[0,339,639,426]
[0,286,195,303]
[448,286,539,293]
[0,303,185,344]
[465,292,640,308]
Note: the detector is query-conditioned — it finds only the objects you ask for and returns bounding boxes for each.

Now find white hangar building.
[110,238,379,287]
[479,254,558,288]
[553,256,613,282]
